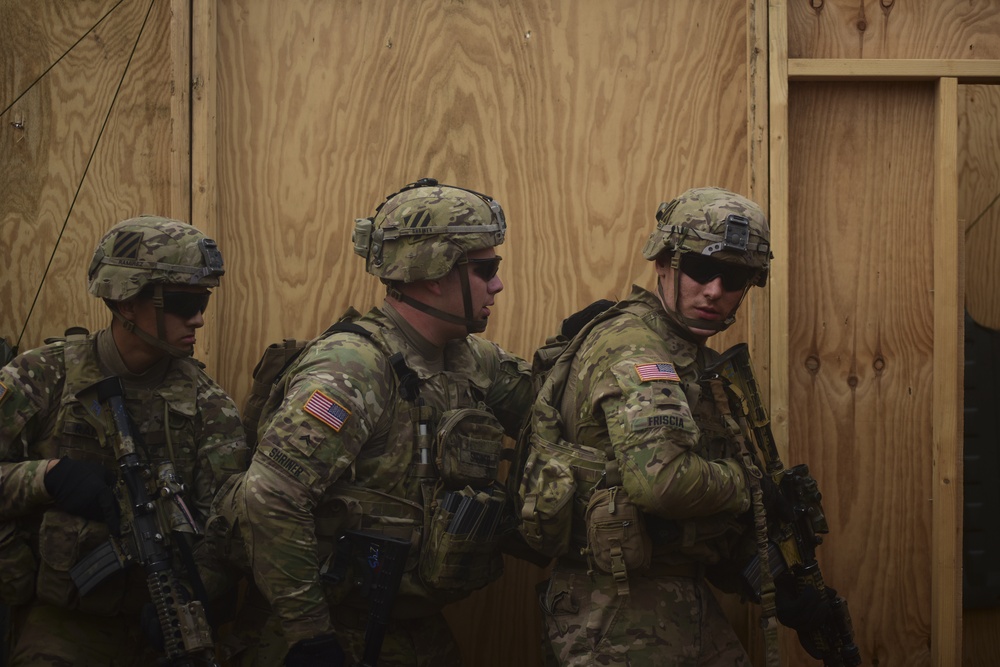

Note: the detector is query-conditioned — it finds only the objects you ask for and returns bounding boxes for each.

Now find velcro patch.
[63,421,99,439]
[634,363,680,382]
[265,446,307,480]
[631,413,686,432]
[303,390,351,432]
[113,231,143,258]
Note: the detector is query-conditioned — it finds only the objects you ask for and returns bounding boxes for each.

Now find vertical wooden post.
[748,0,771,390]
[169,0,192,222]
[768,0,790,461]
[191,0,221,373]
[932,75,962,667]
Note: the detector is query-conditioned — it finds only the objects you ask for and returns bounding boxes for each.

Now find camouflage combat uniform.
[230,302,532,666]
[0,329,247,666]
[539,186,773,667]
[540,285,755,667]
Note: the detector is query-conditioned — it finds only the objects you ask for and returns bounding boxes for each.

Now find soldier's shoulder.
[287,327,392,392]
[585,308,661,349]
[2,340,69,383]
[0,341,69,412]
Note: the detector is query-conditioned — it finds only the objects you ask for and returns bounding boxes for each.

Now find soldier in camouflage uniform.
[221,178,533,666]
[0,216,248,666]
[540,187,772,666]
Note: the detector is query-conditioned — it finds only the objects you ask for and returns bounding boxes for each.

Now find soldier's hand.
[759,473,794,523]
[774,574,836,631]
[285,633,346,667]
[44,457,121,535]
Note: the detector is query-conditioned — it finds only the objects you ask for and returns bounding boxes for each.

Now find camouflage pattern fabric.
[328,606,462,667]
[357,183,506,283]
[560,286,749,532]
[541,568,750,666]
[231,303,531,658]
[543,285,754,665]
[0,330,248,664]
[8,603,163,667]
[88,215,224,302]
[641,187,771,277]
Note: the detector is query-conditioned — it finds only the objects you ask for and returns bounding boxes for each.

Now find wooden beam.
[789,59,1000,83]
[747,0,770,391]
[169,0,192,220]
[191,0,217,234]
[932,75,962,667]
[768,0,790,459]
[190,0,220,374]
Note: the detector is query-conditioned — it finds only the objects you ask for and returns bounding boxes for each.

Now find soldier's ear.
[414,278,445,298]
[115,297,138,321]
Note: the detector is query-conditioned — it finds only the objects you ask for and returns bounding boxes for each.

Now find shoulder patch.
[0,380,7,405]
[634,362,680,382]
[303,390,351,432]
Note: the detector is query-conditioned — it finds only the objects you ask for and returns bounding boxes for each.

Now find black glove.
[285,634,346,667]
[796,629,831,661]
[43,457,121,535]
[759,473,794,524]
[775,575,836,632]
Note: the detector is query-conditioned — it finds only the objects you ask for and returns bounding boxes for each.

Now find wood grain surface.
[789,81,936,666]
[961,84,1000,330]
[788,0,1000,60]
[1,0,188,356]
[210,0,756,410]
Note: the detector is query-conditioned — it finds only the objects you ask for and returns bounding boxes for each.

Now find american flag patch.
[0,380,7,404]
[634,363,680,382]
[303,390,351,432]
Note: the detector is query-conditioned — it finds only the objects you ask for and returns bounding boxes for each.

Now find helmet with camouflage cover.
[642,186,770,285]
[353,178,507,334]
[88,215,225,301]
[88,215,225,358]
[642,187,771,335]
[353,177,506,283]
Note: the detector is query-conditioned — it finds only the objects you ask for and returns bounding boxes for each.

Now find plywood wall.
[0,0,196,361]
[207,2,760,666]
[208,0,759,399]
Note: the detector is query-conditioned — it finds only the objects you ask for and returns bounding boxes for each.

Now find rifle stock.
[709,344,861,667]
[71,377,216,666]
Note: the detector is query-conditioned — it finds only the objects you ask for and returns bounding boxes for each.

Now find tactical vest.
[515,298,754,572]
[34,330,204,616]
[253,310,509,604]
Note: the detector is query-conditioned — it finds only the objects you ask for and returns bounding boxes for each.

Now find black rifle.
[323,530,411,667]
[708,344,861,667]
[70,377,217,666]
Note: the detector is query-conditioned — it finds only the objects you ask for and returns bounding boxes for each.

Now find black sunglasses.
[161,291,211,319]
[679,253,756,292]
[467,255,503,282]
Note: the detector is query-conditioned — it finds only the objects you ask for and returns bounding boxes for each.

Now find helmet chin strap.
[387,258,487,335]
[113,285,192,359]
